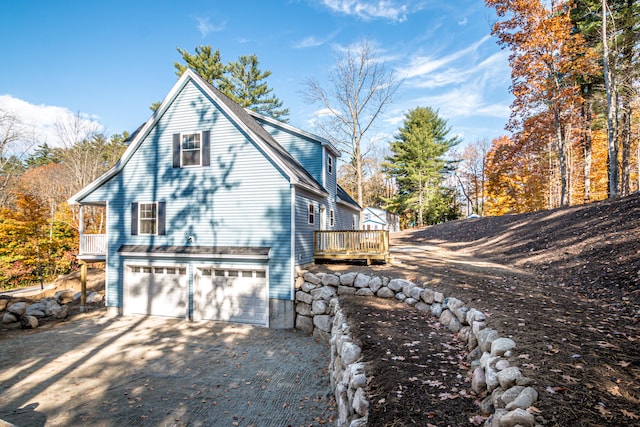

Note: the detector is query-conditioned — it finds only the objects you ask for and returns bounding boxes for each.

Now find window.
[131,202,165,235]
[181,133,201,166]
[308,203,315,224]
[139,203,157,235]
[327,155,333,174]
[330,209,335,227]
[352,214,357,230]
[173,131,210,168]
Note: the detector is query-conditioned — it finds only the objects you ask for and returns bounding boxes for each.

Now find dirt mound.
[314,192,640,426]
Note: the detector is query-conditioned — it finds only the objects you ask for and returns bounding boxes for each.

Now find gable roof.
[363,207,388,225]
[337,185,361,210]
[69,69,327,204]
[248,110,341,158]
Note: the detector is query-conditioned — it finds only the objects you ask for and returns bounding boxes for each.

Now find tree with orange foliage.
[486,0,597,207]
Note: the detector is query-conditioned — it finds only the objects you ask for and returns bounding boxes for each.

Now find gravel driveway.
[0,313,334,427]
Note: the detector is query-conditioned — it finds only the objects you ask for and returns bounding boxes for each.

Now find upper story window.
[173,131,210,168]
[131,202,166,236]
[308,203,315,225]
[327,155,333,175]
[139,203,157,235]
[181,133,201,166]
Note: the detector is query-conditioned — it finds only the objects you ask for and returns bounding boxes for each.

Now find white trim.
[290,185,296,300]
[118,252,270,260]
[138,202,158,235]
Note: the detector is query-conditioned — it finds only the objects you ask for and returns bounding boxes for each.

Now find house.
[362,207,400,232]
[68,69,361,328]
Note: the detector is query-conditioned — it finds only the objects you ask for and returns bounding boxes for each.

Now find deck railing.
[79,234,107,257]
[314,230,390,264]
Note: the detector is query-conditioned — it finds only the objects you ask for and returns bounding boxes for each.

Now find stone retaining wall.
[295,271,540,427]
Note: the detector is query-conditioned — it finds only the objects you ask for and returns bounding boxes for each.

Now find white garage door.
[124,264,188,318]
[194,267,268,326]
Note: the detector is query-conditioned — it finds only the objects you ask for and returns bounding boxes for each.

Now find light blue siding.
[82,81,293,306]
[257,120,324,186]
[336,204,359,230]
[294,188,323,265]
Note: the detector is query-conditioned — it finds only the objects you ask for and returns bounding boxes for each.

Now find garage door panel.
[194,267,267,325]
[125,265,187,318]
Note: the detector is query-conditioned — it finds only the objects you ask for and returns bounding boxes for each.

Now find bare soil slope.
[314,193,640,426]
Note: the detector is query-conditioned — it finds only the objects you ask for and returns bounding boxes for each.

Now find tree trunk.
[621,103,631,195]
[603,0,619,198]
[554,110,569,207]
[582,102,593,203]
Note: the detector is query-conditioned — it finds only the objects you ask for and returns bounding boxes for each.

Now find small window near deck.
[330,209,335,227]
[352,214,357,230]
[308,203,315,224]
[327,156,333,174]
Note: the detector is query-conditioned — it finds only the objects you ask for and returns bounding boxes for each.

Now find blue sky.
[0,0,512,152]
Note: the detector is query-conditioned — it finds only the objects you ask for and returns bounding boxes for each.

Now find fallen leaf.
[617,361,631,367]
[545,386,567,394]
[621,409,640,419]
[561,374,579,384]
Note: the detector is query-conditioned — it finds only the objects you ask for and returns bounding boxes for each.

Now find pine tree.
[383,107,459,226]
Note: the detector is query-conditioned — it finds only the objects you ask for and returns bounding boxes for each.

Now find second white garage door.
[194,267,268,326]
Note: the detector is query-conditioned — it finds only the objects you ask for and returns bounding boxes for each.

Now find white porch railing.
[80,234,107,256]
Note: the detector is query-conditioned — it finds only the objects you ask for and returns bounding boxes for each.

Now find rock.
[472,320,487,336]
[498,367,523,389]
[2,312,18,324]
[491,337,516,356]
[401,281,417,296]
[430,303,443,317]
[349,416,368,427]
[73,291,82,301]
[86,292,104,303]
[351,373,367,388]
[342,341,362,365]
[296,302,312,316]
[296,290,313,305]
[294,314,310,334]
[304,272,322,285]
[421,288,435,303]
[433,291,444,303]
[479,395,494,415]
[313,327,330,342]
[302,281,318,292]
[443,296,464,310]
[447,316,462,333]
[0,418,18,427]
[499,408,535,427]
[376,287,394,298]
[25,309,45,318]
[404,297,417,306]
[338,286,357,295]
[505,387,538,411]
[313,314,333,332]
[353,274,370,288]
[368,276,382,292]
[387,278,408,292]
[26,302,46,315]
[486,365,500,392]
[322,274,340,287]
[495,359,511,371]
[0,298,10,311]
[355,288,374,296]
[312,300,328,314]
[498,386,524,408]
[477,327,499,352]
[451,306,468,324]
[310,286,337,300]
[295,275,304,289]
[340,272,358,286]
[457,326,471,343]
[7,302,27,316]
[409,286,423,300]
[55,289,75,304]
[472,367,486,393]
[20,315,38,329]
[439,309,455,326]
[352,387,369,416]
[414,302,429,312]
[466,308,486,324]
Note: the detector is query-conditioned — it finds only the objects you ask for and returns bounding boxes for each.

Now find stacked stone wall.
[296,271,539,427]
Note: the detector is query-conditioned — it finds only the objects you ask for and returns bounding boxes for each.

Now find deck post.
[80,261,87,312]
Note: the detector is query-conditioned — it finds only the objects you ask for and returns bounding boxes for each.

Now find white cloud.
[458,17,468,26]
[320,0,419,22]
[195,17,224,37]
[292,30,340,49]
[410,87,509,120]
[398,35,491,80]
[0,95,104,148]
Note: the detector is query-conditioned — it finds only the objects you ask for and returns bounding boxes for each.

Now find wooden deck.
[314,230,390,264]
